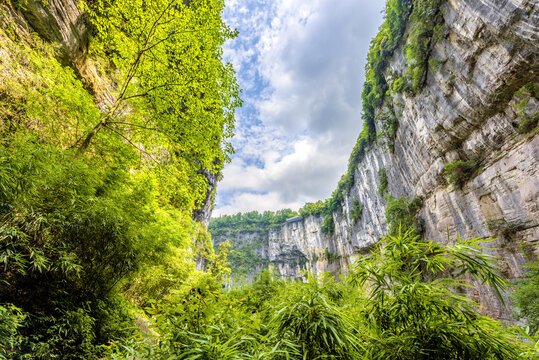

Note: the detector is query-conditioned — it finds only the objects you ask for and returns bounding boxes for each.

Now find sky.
[213,0,387,216]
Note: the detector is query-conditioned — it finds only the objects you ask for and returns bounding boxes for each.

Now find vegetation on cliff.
[512,260,539,336]
[209,210,298,275]
[306,0,448,235]
[0,0,239,357]
[1,0,537,358]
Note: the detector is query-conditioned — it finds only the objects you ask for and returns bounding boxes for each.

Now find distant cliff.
[211,0,538,321]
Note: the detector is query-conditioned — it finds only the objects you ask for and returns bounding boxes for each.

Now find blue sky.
[214,0,387,216]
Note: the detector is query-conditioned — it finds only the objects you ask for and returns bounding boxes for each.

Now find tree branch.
[103,123,158,162]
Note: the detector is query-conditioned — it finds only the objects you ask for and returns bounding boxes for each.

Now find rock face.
[13,0,89,67]
[211,0,538,321]
[193,169,219,226]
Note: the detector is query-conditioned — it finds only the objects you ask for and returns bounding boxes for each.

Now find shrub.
[404,0,446,94]
[324,248,341,264]
[0,304,24,359]
[269,276,361,359]
[350,231,525,360]
[518,112,539,133]
[227,245,268,275]
[512,261,539,335]
[514,82,539,134]
[321,214,335,235]
[385,195,424,237]
[428,57,443,73]
[486,218,525,240]
[378,168,388,195]
[444,158,480,189]
[390,76,410,94]
[408,195,424,213]
[351,199,364,225]
[380,98,399,152]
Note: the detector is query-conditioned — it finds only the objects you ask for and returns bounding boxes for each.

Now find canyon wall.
[212,0,539,320]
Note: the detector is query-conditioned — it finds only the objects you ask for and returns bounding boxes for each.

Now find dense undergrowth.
[54,232,537,359]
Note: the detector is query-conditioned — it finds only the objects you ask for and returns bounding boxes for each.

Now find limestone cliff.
[211,0,538,320]
[1,0,89,66]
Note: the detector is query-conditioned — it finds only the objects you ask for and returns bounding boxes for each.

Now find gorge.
[210,0,539,321]
[0,0,538,357]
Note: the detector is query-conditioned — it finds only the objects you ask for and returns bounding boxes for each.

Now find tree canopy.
[79,0,241,173]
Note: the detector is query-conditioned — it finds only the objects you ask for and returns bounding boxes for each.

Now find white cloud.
[214,136,347,215]
[215,0,386,216]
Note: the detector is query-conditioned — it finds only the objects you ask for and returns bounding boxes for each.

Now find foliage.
[0,0,241,356]
[377,168,388,195]
[0,137,210,357]
[227,243,269,275]
[444,158,480,189]
[0,144,119,357]
[228,269,285,311]
[350,230,526,360]
[351,199,364,225]
[518,112,539,134]
[512,261,539,335]
[408,195,424,214]
[118,232,534,360]
[486,218,525,241]
[363,0,412,129]
[385,195,424,237]
[2,0,534,358]
[269,275,362,359]
[380,98,399,151]
[0,28,101,148]
[299,200,328,218]
[78,0,242,170]
[428,57,443,73]
[404,0,446,93]
[514,82,539,134]
[0,304,24,359]
[390,76,410,94]
[324,248,342,264]
[321,214,335,236]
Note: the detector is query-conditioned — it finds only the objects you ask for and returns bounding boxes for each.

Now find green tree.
[444,158,480,189]
[79,0,242,174]
[384,195,424,236]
